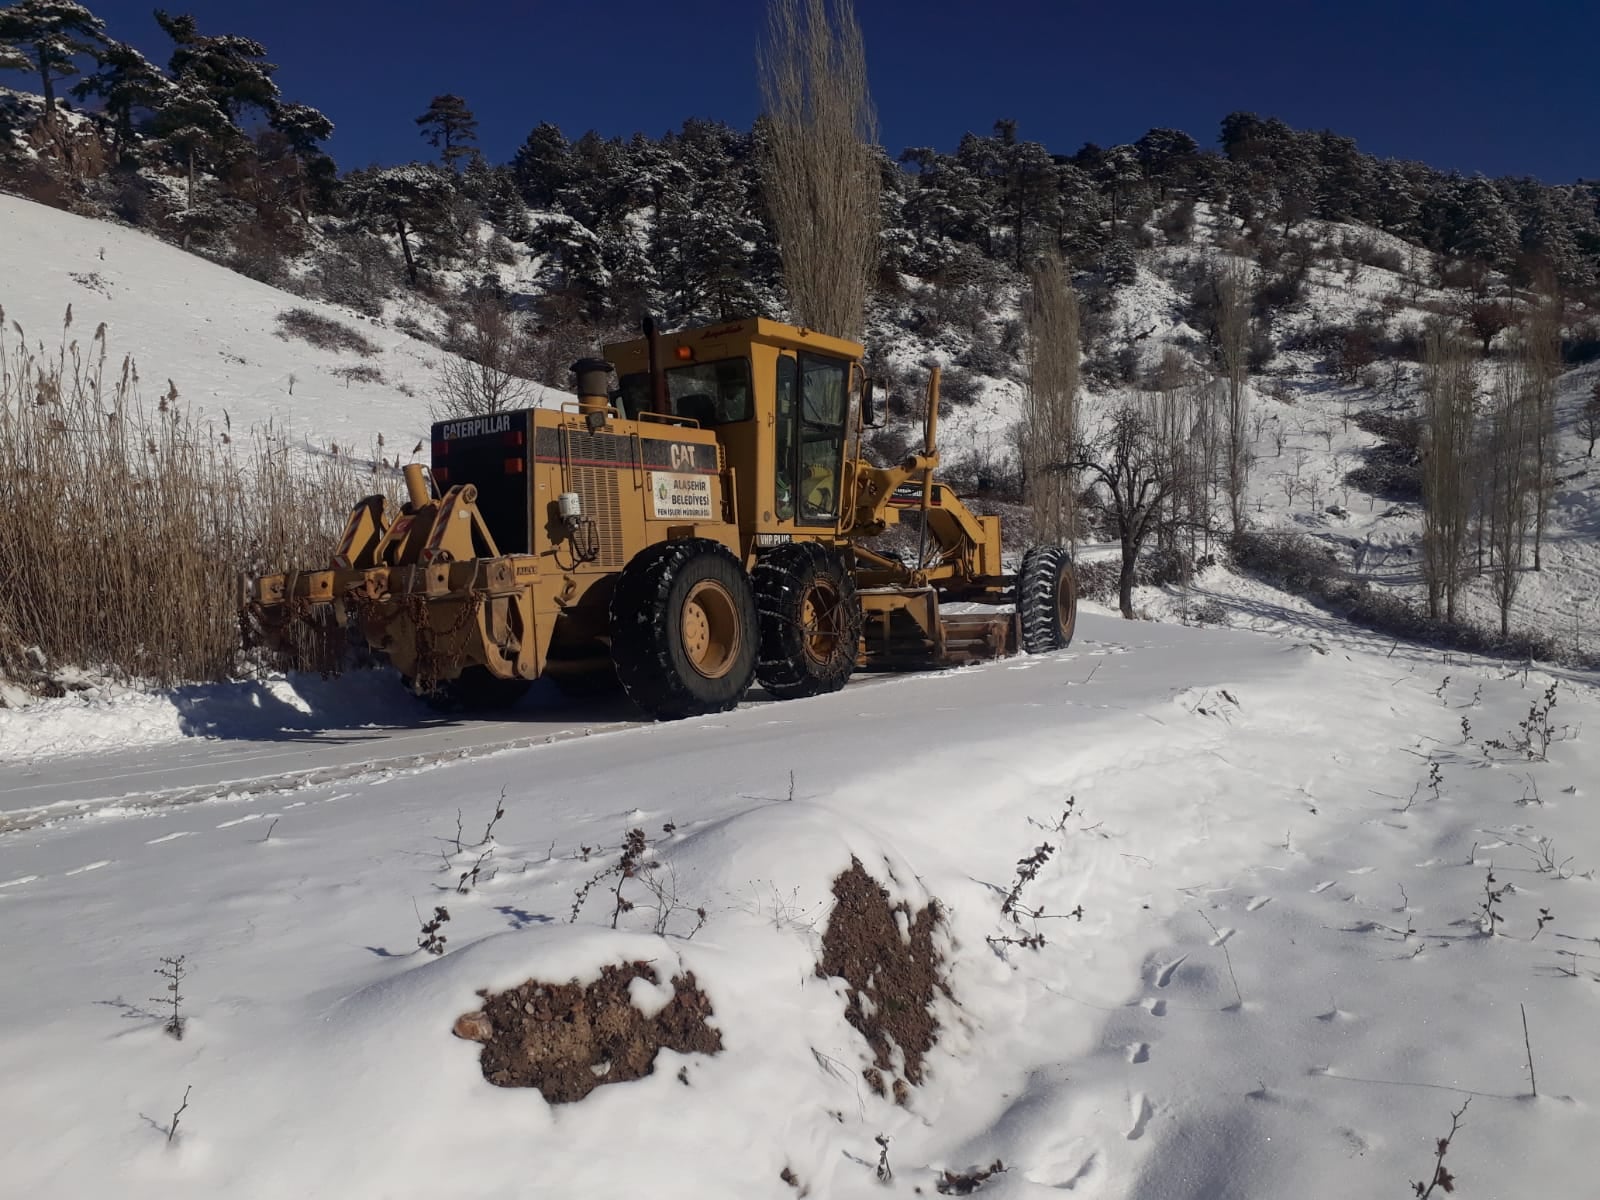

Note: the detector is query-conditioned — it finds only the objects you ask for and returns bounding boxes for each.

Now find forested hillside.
[5,0,1599,669]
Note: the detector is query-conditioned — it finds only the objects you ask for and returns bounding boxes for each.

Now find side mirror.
[862,377,881,427]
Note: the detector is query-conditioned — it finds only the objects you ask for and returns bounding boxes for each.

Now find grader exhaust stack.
[244,318,1078,720]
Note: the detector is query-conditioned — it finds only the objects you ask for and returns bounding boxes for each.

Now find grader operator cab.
[244,317,1078,720]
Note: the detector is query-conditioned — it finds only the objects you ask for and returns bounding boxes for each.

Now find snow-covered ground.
[0,192,564,462]
[2,614,1597,1198]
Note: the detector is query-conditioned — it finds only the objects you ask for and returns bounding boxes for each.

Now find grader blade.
[856,587,1019,671]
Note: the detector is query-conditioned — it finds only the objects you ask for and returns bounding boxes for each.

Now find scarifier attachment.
[244,464,539,686]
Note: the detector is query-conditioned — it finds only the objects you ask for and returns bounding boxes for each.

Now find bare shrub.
[330,363,384,386]
[273,307,380,357]
[0,309,402,690]
[430,300,540,419]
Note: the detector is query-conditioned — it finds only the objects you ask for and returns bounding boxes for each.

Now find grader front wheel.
[1018,545,1079,654]
[609,539,758,720]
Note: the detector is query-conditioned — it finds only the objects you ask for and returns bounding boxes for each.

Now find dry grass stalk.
[0,304,402,691]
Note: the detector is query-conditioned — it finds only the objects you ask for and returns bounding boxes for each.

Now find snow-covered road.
[3,613,1597,1198]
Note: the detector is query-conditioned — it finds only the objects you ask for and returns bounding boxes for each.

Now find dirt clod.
[454,960,721,1103]
[816,857,947,1100]
[937,1160,1006,1194]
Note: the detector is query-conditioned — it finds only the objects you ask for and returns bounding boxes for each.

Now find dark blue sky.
[15,0,1599,181]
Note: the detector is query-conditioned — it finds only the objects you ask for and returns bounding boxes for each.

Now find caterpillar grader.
[243,317,1078,720]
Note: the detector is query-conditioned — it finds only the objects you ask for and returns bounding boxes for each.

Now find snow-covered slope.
[1,617,1596,1198]
[0,192,561,457]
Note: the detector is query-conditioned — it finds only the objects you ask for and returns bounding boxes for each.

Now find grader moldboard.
[244,317,1078,720]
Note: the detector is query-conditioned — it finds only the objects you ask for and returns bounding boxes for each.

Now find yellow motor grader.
[244,317,1077,720]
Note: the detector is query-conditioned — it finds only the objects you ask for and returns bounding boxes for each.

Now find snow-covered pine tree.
[68,38,170,164]
[267,101,333,220]
[155,10,280,123]
[344,164,457,287]
[1454,175,1519,269]
[510,121,570,208]
[0,0,107,128]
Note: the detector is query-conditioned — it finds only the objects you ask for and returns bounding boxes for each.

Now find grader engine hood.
[431,411,532,554]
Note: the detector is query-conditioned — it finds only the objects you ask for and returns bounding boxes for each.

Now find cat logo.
[670,443,696,471]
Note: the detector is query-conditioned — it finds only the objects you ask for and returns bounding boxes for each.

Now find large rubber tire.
[1018,545,1079,654]
[609,539,758,720]
[409,666,532,712]
[752,542,864,700]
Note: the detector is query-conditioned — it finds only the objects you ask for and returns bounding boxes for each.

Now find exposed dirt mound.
[453,961,721,1103]
[816,857,948,1101]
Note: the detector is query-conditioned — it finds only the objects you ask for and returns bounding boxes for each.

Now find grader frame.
[244,317,1077,720]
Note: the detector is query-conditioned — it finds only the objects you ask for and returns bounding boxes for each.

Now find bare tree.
[1021,253,1079,546]
[758,0,880,341]
[1579,380,1600,459]
[1481,354,1535,636]
[1057,400,1194,619]
[1214,259,1252,534]
[1421,325,1475,621]
[1522,292,1562,569]
[431,300,536,420]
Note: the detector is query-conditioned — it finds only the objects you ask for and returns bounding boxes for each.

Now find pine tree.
[69,39,171,164]
[0,0,108,128]
[511,121,570,207]
[416,93,477,170]
[155,10,280,122]
[1455,175,1518,267]
[344,164,456,286]
[1134,127,1198,201]
[148,81,237,209]
[268,101,334,219]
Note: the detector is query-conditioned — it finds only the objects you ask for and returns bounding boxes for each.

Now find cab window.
[619,359,752,425]
[774,353,847,527]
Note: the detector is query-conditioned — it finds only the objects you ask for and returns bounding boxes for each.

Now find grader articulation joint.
[243,317,1078,720]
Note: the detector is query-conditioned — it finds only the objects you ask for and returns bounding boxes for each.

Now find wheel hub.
[681,579,741,679]
[799,581,843,663]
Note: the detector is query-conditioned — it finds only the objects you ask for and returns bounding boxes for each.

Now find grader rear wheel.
[753,542,863,700]
[609,539,758,720]
[1018,545,1079,654]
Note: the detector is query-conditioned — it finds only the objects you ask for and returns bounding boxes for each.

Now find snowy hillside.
[1,192,563,460]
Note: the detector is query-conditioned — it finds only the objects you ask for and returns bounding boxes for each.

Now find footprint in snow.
[1346,866,1376,875]
[1153,954,1188,987]
[1311,880,1337,893]
[1126,1042,1151,1064]
[1024,1148,1099,1191]
[1208,926,1236,947]
[64,861,112,876]
[1141,997,1167,1017]
[1246,895,1272,912]
[1125,1094,1153,1140]
[0,875,39,890]
[145,831,195,845]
